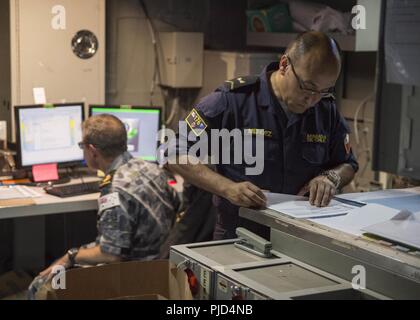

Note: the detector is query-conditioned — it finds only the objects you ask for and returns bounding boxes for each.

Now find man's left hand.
[39,255,70,278]
[302,175,337,207]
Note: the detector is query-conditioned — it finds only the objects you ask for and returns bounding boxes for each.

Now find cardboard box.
[0,271,32,300]
[247,3,293,33]
[45,260,192,300]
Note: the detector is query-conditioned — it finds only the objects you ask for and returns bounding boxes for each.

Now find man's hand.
[225,181,267,209]
[300,175,337,207]
[39,255,70,278]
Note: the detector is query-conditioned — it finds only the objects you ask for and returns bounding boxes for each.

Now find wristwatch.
[321,170,341,189]
[67,248,79,268]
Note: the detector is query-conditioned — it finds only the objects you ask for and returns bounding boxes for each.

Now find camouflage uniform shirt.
[96,152,179,261]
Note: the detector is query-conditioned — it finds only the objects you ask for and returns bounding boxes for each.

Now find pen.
[332,196,366,208]
[303,192,365,207]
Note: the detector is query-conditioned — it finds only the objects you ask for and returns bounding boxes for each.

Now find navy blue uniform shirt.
[175,62,358,238]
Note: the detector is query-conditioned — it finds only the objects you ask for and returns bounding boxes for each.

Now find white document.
[309,204,400,236]
[0,186,42,200]
[0,121,7,141]
[336,187,420,202]
[266,192,356,219]
[33,87,47,104]
[363,211,420,250]
[265,192,305,206]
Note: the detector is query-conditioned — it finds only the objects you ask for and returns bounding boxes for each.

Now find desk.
[0,190,99,220]
[239,188,420,299]
[0,179,100,272]
[0,178,100,220]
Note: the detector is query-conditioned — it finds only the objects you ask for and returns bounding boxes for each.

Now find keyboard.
[45,181,100,198]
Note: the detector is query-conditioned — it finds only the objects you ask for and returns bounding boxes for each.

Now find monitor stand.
[48,175,72,185]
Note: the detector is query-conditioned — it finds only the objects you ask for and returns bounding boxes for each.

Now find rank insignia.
[99,170,116,189]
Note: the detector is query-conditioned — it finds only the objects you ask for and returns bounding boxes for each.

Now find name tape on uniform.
[246,128,273,138]
[306,134,328,143]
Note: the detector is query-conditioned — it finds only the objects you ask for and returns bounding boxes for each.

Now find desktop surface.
[0,177,100,220]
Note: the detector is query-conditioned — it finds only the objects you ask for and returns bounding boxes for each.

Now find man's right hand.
[225,181,267,209]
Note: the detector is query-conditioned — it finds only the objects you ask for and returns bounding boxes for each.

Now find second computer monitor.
[89,105,162,161]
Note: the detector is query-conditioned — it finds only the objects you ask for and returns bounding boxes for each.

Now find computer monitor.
[89,105,162,161]
[15,103,85,168]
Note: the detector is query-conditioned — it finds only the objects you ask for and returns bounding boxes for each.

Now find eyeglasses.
[79,141,106,150]
[286,55,335,99]
[78,141,88,150]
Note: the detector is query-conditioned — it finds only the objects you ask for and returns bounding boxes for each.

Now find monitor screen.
[89,106,162,161]
[15,104,85,168]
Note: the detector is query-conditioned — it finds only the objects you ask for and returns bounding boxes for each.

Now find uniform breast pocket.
[243,134,279,162]
[302,143,330,166]
[264,139,280,161]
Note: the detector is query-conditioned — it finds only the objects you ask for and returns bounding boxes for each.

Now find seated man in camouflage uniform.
[30,114,180,296]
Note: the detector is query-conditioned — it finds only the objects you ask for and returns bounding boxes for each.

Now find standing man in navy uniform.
[167,31,358,240]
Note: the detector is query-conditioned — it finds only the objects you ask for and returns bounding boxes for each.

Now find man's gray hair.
[83,114,128,158]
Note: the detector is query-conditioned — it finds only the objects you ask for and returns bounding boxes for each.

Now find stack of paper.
[309,204,400,236]
[362,211,420,250]
[0,186,42,200]
[265,192,357,219]
[264,191,420,249]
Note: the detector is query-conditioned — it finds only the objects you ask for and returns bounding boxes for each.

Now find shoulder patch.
[98,192,121,212]
[185,108,208,136]
[224,75,260,92]
[344,134,351,155]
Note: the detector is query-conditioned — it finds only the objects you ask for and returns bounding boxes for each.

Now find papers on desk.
[362,211,420,250]
[309,204,400,236]
[264,189,420,250]
[309,202,420,250]
[265,193,304,206]
[266,192,358,219]
[336,187,420,204]
[0,186,42,200]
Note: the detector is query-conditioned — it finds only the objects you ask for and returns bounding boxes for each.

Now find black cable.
[65,165,88,186]
[138,0,168,121]
[66,167,72,179]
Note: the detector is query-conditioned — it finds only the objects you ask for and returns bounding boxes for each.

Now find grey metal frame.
[170,238,390,300]
[239,207,420,299]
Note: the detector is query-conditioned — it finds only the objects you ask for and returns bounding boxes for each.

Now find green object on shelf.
[247,3,293,33]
